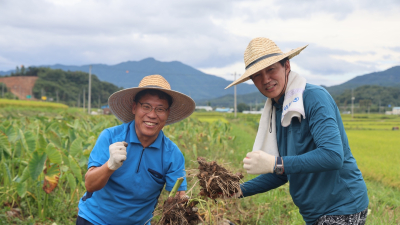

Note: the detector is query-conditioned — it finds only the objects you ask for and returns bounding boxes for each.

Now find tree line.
[332,85,400,113]
[1,67,122,107]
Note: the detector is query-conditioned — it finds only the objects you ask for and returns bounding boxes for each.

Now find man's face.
[251,61,290,101]
[132,93,170,143]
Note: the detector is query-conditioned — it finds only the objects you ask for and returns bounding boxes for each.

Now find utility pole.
[88,65,92,115]
[77,93,80,108]
[83,89,85,111]
[56,90,59,103]
[233,72,237,118]
[351,89,355,119]
[1,83,4,98]
[98,94,101,109]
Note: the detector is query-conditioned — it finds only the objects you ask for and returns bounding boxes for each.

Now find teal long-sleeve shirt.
[241,84,369,225]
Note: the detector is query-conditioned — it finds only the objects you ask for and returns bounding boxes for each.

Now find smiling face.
[132,93,170,147]
[251,60,290,102]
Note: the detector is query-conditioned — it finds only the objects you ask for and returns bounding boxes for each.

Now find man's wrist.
[274,157,285,175]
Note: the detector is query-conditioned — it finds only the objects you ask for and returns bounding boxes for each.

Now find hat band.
[141,85,168,90]
[245,53,282,70]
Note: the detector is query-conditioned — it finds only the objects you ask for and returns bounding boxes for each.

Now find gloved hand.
[107,141,128,170]
[243,150,276,174]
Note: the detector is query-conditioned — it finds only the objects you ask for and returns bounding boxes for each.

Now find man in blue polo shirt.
[77,75,195,225]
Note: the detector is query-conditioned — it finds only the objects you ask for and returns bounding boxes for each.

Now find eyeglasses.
[137,102,169,116]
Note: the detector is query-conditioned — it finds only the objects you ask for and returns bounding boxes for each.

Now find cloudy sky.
[1,0,399,86]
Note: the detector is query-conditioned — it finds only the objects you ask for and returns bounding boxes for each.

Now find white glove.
[107,141,128,170]
[243,150,276,174]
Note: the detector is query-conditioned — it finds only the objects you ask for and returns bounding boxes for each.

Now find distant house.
[215,108,233,113]
[393,107,400,115]
[243,109,263,114]
[102,105,111,115]
[195,106,213,111]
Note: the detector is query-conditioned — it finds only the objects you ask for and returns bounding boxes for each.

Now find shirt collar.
[129,120,164,149]
[272,94,285,108]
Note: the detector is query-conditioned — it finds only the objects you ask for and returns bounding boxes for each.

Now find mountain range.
[0,58,258,101]
[324,66,400,96]
[1,58,399,105]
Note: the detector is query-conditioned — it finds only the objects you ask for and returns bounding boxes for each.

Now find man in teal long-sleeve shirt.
[225,37,368,225]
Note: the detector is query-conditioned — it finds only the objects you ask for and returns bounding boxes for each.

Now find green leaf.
[68,155,82,183]
[36,133,48,154]
[48,130,62,149]
[68,128,76,144]
[28,151,47,180]
[45,143,62,164]
[66,173,76,191]
[17,182,27,198]
[18,166,30,183]
[69,137,83,158]
[5,126,18,143]
[24,131,37,153]
[0,130,11,157]
[3,162,12,185]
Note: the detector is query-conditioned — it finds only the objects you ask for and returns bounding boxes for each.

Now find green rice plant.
[0,99,68,109]
[347,130,400,188]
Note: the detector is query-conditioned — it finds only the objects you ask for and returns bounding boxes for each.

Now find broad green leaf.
[68,128,76,143]
[69,137,83,158]
[2,120,10,128]
[24,131,37,152]
[68,155,82,183]
[28,151,47,180]
[5,126,18,143]
[36,133,48,154]
[17,182,27,198]
[18,166,30,183]
[48,130,62,149]
[67,173,76,191]
[0,130,11,157]
[13,141,23,158]
[45,143,62,164]
[3,162,12,185]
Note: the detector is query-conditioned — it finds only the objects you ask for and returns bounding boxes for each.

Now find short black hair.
[278,57,289,67]
[134,89,173,107]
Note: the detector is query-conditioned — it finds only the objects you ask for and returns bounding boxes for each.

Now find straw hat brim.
[225,45,308,89]
[108,87,195,125]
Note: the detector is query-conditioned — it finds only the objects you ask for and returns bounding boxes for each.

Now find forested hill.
[28,58,258,100]
[2,67,121,106]
[333,85,400,110]
[324,66,400,96]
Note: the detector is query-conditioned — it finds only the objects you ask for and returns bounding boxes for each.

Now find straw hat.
[225,37,308,89]
[108,75,195,125]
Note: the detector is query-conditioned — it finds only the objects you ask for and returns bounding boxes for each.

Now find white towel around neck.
[252,71,307,156]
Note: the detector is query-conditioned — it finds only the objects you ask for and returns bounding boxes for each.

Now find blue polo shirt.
[78,121,187,225]
[241,84,368,224]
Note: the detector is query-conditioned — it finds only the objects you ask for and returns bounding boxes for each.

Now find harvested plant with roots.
[157,196,200,225]
[197,157,243,199]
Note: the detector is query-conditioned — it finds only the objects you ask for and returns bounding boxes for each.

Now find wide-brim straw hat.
[225,37,308,89]
[108,75,195,125]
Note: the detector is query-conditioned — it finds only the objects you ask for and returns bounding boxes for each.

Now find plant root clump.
[197,157,243,199]
[158,196,200,225]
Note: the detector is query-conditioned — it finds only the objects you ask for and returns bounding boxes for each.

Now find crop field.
[0,108,399,224]
[0,99,68,109]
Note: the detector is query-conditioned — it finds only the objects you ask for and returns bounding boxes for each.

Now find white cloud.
[0,0,399,87]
